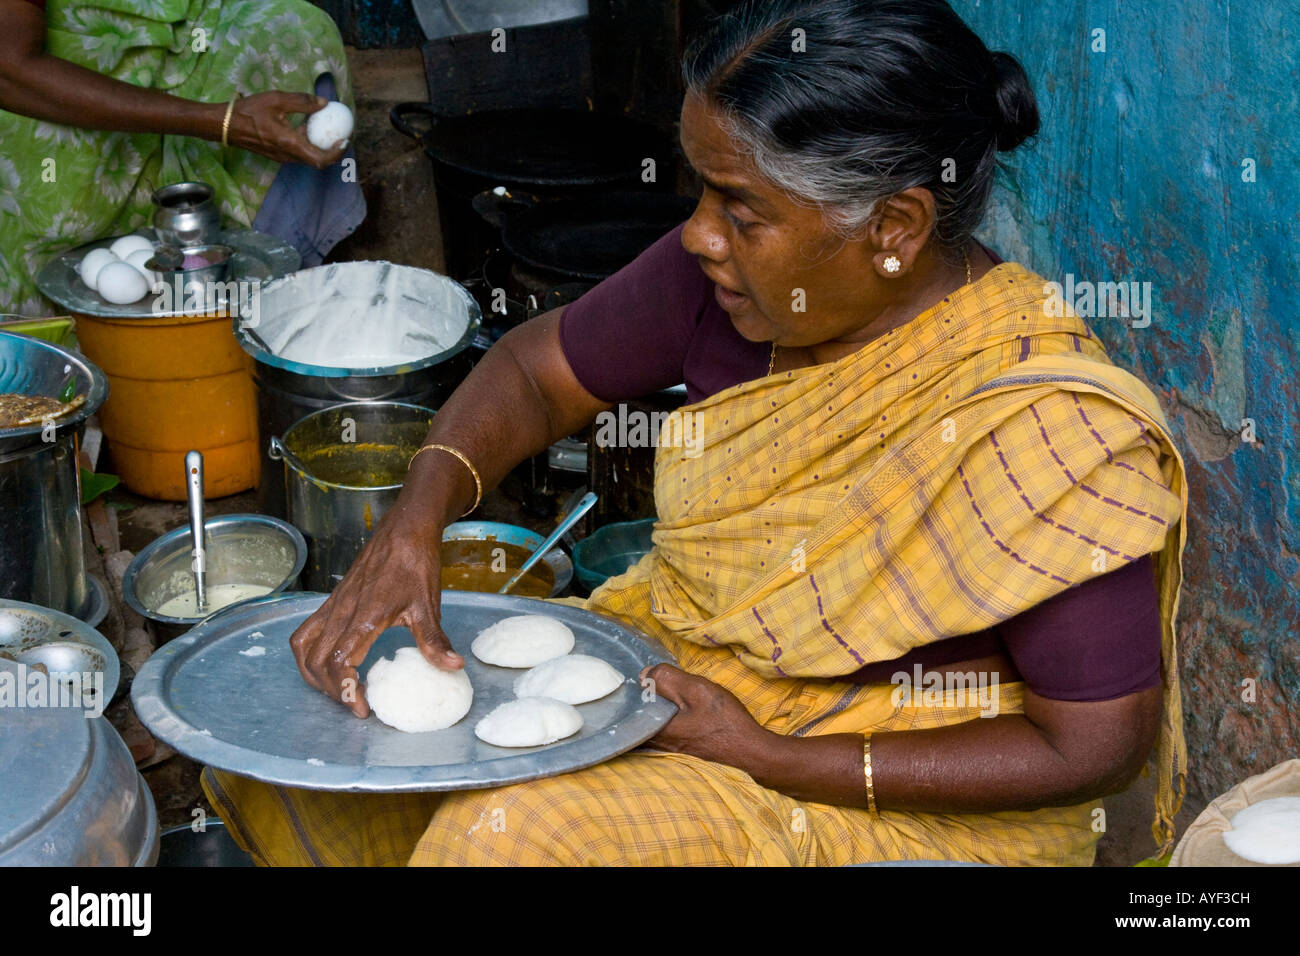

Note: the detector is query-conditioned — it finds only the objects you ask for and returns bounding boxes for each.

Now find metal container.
[272,401,434,592]
[0,597,121,710]
[152,181,222,247]
[442,520,573,597]
[234,261,480,517]
[0,331,109,618]
[157,820,253,867]
[0,661,159,866]
[123,514,307,644]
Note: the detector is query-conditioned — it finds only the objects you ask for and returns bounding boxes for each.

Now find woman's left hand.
[640,663,773,770]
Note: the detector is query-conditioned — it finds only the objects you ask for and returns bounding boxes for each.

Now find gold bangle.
[863,735,878,815]
[221,96,238,148]
[410,443,482,517]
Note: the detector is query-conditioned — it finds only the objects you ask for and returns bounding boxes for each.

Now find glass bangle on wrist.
[409,443,482,517]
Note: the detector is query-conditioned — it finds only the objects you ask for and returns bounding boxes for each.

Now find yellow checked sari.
[203,263,1188,866]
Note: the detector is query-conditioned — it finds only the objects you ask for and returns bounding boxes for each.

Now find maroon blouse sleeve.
[558,225,709,403]
[997,553,1163,701]
[845,553,1163,702]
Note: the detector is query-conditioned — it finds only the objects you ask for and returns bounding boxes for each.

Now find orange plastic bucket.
[74,311,259,500]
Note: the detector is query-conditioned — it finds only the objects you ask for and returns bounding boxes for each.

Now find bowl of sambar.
[441,521,572,598]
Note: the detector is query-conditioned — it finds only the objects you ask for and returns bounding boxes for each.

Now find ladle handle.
[185,450,207,613]
[499,492,598,595]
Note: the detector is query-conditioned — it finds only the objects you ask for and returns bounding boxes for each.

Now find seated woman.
[203,0,1189,866]
[0,0,360,314]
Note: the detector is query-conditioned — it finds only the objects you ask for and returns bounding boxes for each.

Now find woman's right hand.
[225,91,347,169]
[289,516,462,718]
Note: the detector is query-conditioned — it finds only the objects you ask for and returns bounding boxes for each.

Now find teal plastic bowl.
[572,518,656,592]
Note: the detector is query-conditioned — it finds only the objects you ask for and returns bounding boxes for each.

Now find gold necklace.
[766,249,973,377]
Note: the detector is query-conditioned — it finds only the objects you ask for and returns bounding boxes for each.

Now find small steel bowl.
[442,521,572,597]
[123,514,307,643]
[148,243,234,288]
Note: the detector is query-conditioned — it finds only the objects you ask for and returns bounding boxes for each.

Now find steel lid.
[0,660,157,865]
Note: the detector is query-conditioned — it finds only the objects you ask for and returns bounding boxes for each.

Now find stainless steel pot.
[272,401,434,592]
[0,660,159,866]
[122,514,307,644]
[0,331,109,618]
[233,262,480,518]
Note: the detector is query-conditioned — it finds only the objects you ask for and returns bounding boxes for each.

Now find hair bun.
[990,51,1040,151]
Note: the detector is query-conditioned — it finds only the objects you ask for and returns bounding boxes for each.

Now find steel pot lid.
[0,330,108,455]
[234,261,481,379]
[0,660,158,866]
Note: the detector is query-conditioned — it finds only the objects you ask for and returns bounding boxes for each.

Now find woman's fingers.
[231,91,347,168]
[408,598,465,671]
[640,662,689,706]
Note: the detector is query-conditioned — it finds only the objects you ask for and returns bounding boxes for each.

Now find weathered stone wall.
[954,0,1299,804]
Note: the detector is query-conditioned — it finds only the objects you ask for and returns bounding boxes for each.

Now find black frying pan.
[390,104,668,188]
[502,191,698,281]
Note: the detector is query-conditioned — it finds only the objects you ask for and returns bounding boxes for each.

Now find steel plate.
[37,228,300,319]
[132,591,677,792]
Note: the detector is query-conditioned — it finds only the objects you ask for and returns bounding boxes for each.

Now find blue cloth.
[252,73,367,266]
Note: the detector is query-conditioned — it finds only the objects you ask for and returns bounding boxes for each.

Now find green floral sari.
[0,0,352,313]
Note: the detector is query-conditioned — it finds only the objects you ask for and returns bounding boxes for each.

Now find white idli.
[470,614,575,668]
[512,654,623,705]
[475,697,583,748]
[365,646,473,733]
[1222,796,1300,864]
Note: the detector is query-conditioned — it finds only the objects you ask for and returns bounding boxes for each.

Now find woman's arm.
[289,309,614,714]
[644,663,1161,812]
[0,1,344,167]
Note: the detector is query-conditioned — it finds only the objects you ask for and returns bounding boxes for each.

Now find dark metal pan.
[501,191,698,281]
[390,103,667,188]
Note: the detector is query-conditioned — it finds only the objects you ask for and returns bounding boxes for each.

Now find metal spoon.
[498,491,598,595]
[185,450,208,613]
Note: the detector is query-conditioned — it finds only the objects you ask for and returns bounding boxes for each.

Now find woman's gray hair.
[684,0,1039,253]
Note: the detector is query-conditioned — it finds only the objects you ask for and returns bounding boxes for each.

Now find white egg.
[77,248,117,290]
[95,261,150,304]
[108,234,156,260]
[305,101,353,150]
[124,249,160,288]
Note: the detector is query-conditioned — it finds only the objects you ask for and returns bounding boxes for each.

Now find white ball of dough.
[78,248,117,290]
[1222,796,1300,864]
[108,234,155,260]
[471,614,575,668]
[95,261,150,304]
[306,101,354,150]
[475,697,583,748]
[513,654,624,705]
[366,646,474,733]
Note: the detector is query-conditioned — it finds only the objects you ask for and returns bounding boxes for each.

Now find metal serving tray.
[132,591,677,792]
[37,228,300,319]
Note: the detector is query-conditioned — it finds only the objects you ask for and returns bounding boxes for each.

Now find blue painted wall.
[953,0,1300,804]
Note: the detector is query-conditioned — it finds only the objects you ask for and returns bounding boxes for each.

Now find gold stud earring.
[882,255,902,274]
